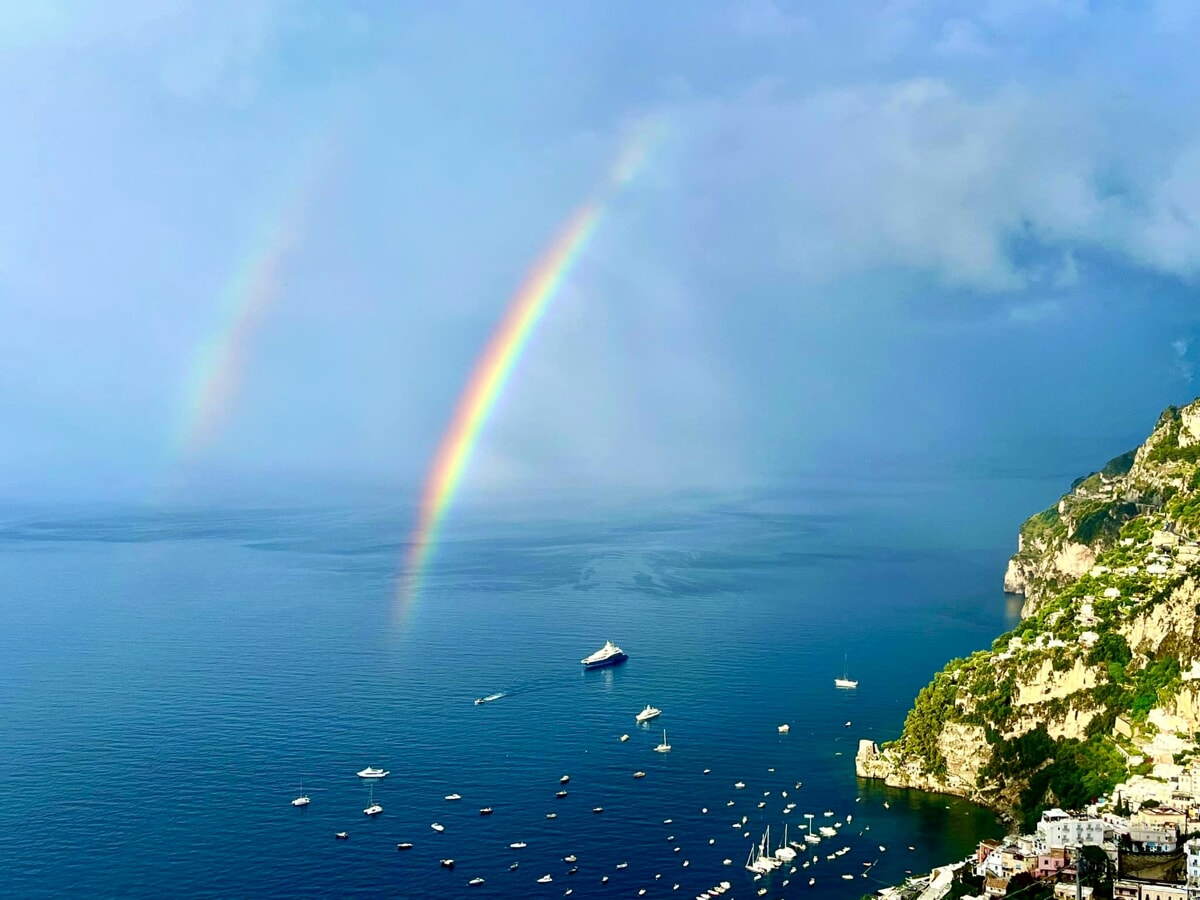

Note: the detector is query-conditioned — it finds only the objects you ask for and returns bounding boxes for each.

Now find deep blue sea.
[0,471,1056,898]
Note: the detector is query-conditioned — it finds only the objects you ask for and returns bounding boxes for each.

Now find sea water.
[0,472,1052,897]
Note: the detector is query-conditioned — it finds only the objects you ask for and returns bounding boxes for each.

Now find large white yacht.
[635,705,662,723]
[581,641,628,669]
[357,766,389,778]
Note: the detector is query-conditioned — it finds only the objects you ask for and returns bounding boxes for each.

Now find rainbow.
[175,134,336,461]
[398,118,662,616]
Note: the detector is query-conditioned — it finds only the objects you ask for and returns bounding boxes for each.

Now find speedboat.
[510,842,527,849]
[546,813,557,819]
[634,771,646,778]
[616,862,629,869]
[431,822,445,832]
[537,874,553,883]
[581,640,628,669]
[468,877,485,886]
[560,775,570,784]
[734,782,745,789]
[778,724,790,733]
[636,705,662,723]
[357,767,388,778]
[397,842,413,850]
[510,863,519,871]
[592,806,604,813]
[475,692,503,705]
[620,734,630,742]
[335,832,348,840]
[479,807,493,815]
[445,794,462,801]
[564,854,577,863]
[556,790,568,798]
[440,859,455,868]
[601,875,609,883]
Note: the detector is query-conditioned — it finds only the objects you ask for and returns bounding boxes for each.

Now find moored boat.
[357,766,389,778]
[635,704,662,723]
[581,640,628,669]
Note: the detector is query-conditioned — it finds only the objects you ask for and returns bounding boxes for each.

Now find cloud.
[1173,339,1194,383]
[729,0,808,40]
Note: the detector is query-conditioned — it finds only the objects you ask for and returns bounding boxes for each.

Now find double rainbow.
[398,119,662,617]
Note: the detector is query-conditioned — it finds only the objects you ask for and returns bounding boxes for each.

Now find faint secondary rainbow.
[175,133,336,462]
[398,117,663,617]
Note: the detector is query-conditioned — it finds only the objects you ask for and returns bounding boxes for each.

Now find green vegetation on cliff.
[880,397,1200,825]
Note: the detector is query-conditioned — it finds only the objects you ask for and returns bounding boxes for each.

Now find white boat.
[634,771,646,778]
[357,766,389,778]
[581,640,628,668]
[778,724,790,733]
[620,734,630,742]
[560,775,570,784]
[636,705,662,723]
[745,827,781,873]
[445,793,462,801]
[546,813,557,819]
[835,654,858,689]
[363,787,382,816]
[537,874,553,883]
[654,729,671,752]
[431,822,445,832]
[804,814,821,844]
[734,782,746,789]
[509,842,527,849]
[474,692,503,705]
[468,877,485,886]
[775,824,797,862]
[291,781,310,807]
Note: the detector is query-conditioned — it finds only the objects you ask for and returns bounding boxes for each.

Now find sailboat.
[775,824,797,862]
[745,827,781,872]
[363,786,382,816]
[291,781,311,807]
[834,654,858,689]
[654,729,671,753]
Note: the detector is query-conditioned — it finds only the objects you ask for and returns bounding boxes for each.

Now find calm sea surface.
[0,473,1052,897]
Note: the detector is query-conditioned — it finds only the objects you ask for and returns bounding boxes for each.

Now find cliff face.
[860,398,1200,825]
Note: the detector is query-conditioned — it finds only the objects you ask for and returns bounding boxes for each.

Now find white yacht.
[468,877,485,886]
[635,705,662,723]
[363,788,382,816]
[445,794,462,801]
[537,874,553,883]
[431,822,445,832]
[581,641,628,669]
[745,828,781,873]
[775,824,797,862]
[654,730,671,752]
[509,842,527,849]
[357,766,389,778]
[835,654,858,689]
[778,724,790,733]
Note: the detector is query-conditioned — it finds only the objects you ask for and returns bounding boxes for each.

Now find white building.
[1038,809,1107,850]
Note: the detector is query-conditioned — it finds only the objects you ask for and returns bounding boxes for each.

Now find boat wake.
[473,692,505,705]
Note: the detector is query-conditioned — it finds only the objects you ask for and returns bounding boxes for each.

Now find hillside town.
[876,787,1200,900]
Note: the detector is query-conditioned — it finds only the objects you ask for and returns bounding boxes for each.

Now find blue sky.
[2,0,1199,503]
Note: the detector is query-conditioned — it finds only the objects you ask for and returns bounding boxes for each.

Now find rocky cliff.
[859,397,1200,825]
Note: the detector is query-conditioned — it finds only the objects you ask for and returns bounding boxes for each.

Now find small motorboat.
[510,842,527,849]
[560,775,570,784]
[468,877,485,886]
[440,859,455,868]
[564,854,577,863]
[357,766,388,778]
[592,806,604,813]
[617,862,629,869]
[722,859,732,866]
[844,721,851,727]
[475,692,503,705]
[778,724,790,733]
[445,793,462,801]
[479,807,494,815]
[842,874,855,880]
[634,771,646,778]
[397,842,413,850]
[620,734,630,742]
[703,768,711,774]
[537,874,553,883]
[601,875,609,883]
[431,822,445,832]
[664,819,673,824]
[510,862,519,871]
[568,866,578,875]
[335,832,348,840]
[734,782,745,789]
[546,812,557,819]
[556,790,568,798]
